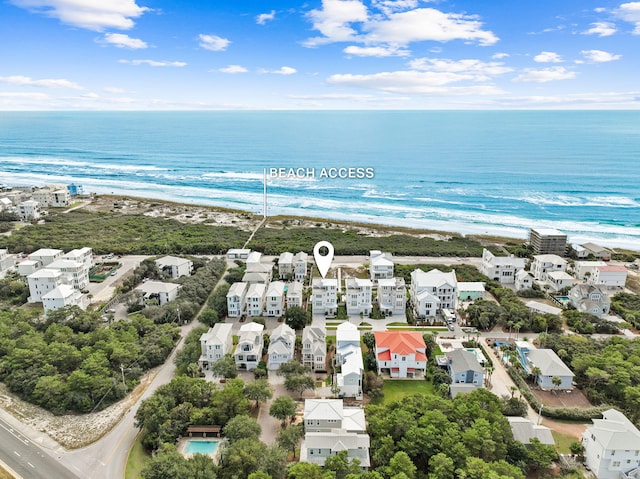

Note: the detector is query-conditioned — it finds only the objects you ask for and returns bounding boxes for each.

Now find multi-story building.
[410,268,458,320]
[134,281,180,306]
[265,281,286,317]
[42,284,84,313]
[369,250,393,281]
[582,242,612,261]
[234,322,264,371]
[267,323,296,370]
[17,200,40,221]
[573,260,607,280]
[335,322,363,399]
[480,249,526,284]
[312,277,338,316]
[47,259,90,290]
[0,249,15,279]
[377,277,406,316]
[198,323,234,370]
[529,228,567,256]
[278,252,293,278]
[155,255,193,279]
[29,248,63,267]
[300,399,370,468]
[569,284,610,317]
[27,269,65,303]
[63,247,94,271]
[302,326,327,372]
[293,252,308,281]
[345,277,372,315]
[446,349,484,397]
[530,254,567,281]
[590,265,628,288]
[514,269,533,291]
[582,409,640,479]
[286,281,304,309]
[374,331,427,378]
[245,283,266,317]
[226,282,248,318]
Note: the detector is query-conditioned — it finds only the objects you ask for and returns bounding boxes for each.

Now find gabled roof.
[411,268,457,289]
[30,248,63,258]
[200,323,233,345]
[42,284,77,300]
[227,282,248,298]
[527,349,574,378]
[596,265,627,273]
[266,281,286,297]
[286,281,304,297]
[532,254,566,264]
[136,281,180,295]
[278,252,293,263]
[246,282,266,298]
[336,322,359,343]
[293,251,308,262]
[507,417,554,445]
[345,277,372,289]
[374,331,426,356]
[587,409,640,451]
[155,255,191,267]
[28,268,62,279]
[303,326,326,343]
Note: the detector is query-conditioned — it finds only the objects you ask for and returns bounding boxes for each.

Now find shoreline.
[79,193,640,254]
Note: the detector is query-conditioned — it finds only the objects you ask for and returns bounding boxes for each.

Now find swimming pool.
[184,440,219,455]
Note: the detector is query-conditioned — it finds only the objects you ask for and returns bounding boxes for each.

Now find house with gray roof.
[507,417,554,446]
[300,399,370,469]
[522,348,574,390]
[569,283,610,317]
[446,349,484,397]
[267,323,295,370]
[302,326,326,371]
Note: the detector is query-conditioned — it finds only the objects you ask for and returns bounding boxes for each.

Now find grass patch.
[551,430,579,454]
[379,379,436,404]
[125,432,152,479]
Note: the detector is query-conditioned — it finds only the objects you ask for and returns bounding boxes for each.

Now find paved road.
[58,320,201,479]
[0,417,79,479]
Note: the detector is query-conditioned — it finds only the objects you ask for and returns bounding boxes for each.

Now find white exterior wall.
[377,278,406,315]
[226,282,248,318]
[531,255,567,281]
[312,278,338,315]
[481,249,525,284]
[265,281,285,317]
[590,268,628,288]
[345,278,372,315]
[27,270,64,303]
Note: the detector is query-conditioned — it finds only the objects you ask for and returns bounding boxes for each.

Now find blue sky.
[1,0,639,109]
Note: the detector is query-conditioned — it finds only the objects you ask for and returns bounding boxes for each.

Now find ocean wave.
[1,156,167,172]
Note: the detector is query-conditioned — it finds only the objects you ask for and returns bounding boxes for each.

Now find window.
[612,461,620,467]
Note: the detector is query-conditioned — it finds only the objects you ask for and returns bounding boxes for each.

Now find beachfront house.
[198,323,234,371]
[582,409,640,479]
[374,331,427,379]
[312,277,338,316]
[570,243,589,259]
[481,249,525,284]
[345,277,372,315]
[265,281,286,317]
[377,277,407,316]
[234,322,264,370]
[446,349,484,397]
[569,284,610,317]
[302,326,327,372]
[299,399,370,469]
[226,282,248,318]
[293,252,308,281]
[42,284,84,313]
[32,186,70,208]
[278,252,294,279]
[582,242,612,261]
[514,270,534,291]
[245,283,266,317]
[286,281,304,309]
[135,281,180,306]
[267,323,296,370]
[335,322,363,399]
[63,247,94,271]
[369,250,394,281]
[155,255,193,279]
[410,268,458,321]
[27,269,64,303]
[530,254,567,281]
[589,265,628,288]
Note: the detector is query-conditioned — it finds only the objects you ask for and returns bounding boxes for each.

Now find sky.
[1,0,640,110]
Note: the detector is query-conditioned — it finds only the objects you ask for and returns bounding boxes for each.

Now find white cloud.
[513,66,576,83]
[408,58,513,80]
[119,59,187,67]
[10,0,149,31]
[582,21,617,36]
[198,34,230,51]
[371,0,418,15]
[343,45,409,57]
[327,70,505,95]
[305,0,368,46]
[0,75,83,89]
[492,52,509,59]
[581,49,622,62]
[617,2,640,33]
[261,66,297,75]
[365,8,498,46]
[534,51,563,63]
[103,87,126,93]
[103,33,147,49]
[219,65,248,74]
[0,92,49,99]
[256,10,276,25]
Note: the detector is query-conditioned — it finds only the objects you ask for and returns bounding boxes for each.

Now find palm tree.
[484,364,494,388]
[551,375,562,393]
[531,366,542,387]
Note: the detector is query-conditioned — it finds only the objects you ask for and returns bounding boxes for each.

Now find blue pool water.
[185,440,219,455]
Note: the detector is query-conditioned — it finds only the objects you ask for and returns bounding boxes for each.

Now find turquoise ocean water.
[0,111,638,248]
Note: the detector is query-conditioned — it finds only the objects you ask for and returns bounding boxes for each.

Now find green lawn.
[125,433,152,479]
[379,379,436,404]
[552,430,580,454]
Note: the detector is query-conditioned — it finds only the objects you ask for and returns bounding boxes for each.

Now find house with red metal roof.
[374,331,427,379]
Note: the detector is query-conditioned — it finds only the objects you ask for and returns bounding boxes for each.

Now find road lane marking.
[13,451,20,457]
[28,462,35,468]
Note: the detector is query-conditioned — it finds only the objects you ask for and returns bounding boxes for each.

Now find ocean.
[0,111,639,249]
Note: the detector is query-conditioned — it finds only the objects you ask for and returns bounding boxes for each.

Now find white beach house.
[345,277,372,315]
[198,323,234,370]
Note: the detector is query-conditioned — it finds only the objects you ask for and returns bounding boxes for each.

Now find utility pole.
[120,364,127,391]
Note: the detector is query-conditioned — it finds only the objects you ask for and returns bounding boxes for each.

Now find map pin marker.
[313,241,334,279]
